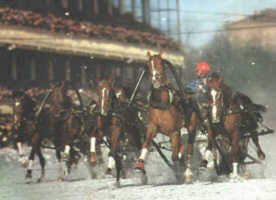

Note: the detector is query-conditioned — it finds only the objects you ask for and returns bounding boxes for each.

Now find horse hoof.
[200,160,208,168]
[115,181,121,188]
[105,168,112,175]
[141,173,148,185]
[135,160,144,170]
[37,178,42,183]
[25,170,32,179]
[121,170,127,179]
[57,177,64,182]
[229,171,244,181]
[258,151,266,160]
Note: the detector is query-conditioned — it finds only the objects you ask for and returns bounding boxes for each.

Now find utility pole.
[142,0,150,25]
[131,0,136,18]
[176,0,181,45]
[166,0,170,35]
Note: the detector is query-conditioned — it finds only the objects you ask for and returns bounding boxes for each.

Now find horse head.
[207,72,224,123]
[49,81,68,113]
[146,51,168,89]
[96,76,114,116]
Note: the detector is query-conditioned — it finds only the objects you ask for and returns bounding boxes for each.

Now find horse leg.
[55,143,67,181]
[25,146,35,179]
[16,141,29,167]
[16,141,24,157]
[106,117,121,175]
[230,129,240,178]
[15,131,28,167]
[251,131,265,160]
[114,154,122,188]
[170,130,183,182]
[36,145,46,182]
[89,117,102,164]
[183,112,197,182]
[136,122,156,171]
[202,124,216,169]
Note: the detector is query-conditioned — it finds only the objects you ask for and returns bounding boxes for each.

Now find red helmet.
[195,62,210,75]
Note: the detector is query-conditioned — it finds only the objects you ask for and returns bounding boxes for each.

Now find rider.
[184,62,216,169]
[185,62,211,132]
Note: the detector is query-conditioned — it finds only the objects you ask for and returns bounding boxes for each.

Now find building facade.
[0,0,185,89]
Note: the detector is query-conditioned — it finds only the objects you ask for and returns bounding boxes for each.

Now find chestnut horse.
[89,77,114,166]
[135,51,197,182]
[207,72,267,177]
[89,77,143,186]
[23,81,83,182]
[108,85,144,186]
[12,90,49,182]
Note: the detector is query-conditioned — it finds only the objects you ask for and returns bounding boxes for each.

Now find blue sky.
[122,0,276,48]
[145,0,276,48]
[177,0,276,48]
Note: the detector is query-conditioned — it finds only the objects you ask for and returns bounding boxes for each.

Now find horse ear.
[147,51,151,58]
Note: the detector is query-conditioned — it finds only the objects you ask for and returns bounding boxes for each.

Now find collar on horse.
[148,86,174,110]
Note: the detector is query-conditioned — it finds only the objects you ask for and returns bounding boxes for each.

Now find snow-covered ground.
[1,91,276,200]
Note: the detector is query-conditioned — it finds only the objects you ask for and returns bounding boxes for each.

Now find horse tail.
[235,91,267,113]
[250,103,267,113]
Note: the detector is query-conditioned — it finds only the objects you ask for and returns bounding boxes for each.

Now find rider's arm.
[184,79,198,94]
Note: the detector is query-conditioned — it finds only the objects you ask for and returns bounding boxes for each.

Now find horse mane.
[234,92,267,113]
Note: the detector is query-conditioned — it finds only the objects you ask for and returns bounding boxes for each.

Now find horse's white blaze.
[139,148,148,160]
[100,87,109,116]
[169,89,173,103]
[211,89,219,123]
[90,137,96,152]
[151,60,157,81]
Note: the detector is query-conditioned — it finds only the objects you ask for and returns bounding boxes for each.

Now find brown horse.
[207,72,253,178]
[13,91,38,163]
[22,81,83,182]
[12,90,48,182]
[207,72,267,178]
[89,77,114,166]
[89,77,143,186]
[108,85,144,186]
[135,51,197,182]
[47,81,83,179]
